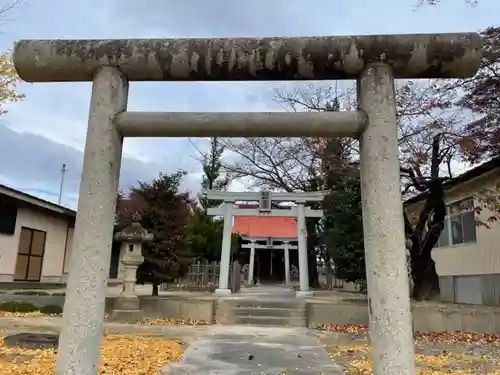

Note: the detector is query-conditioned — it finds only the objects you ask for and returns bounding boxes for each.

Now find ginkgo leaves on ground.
[330,342,500,375]
[321,324,500,375]
[0,334,183,375]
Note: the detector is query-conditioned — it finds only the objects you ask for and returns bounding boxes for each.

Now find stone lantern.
[110,213,154,323]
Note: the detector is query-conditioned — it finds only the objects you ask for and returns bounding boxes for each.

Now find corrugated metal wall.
[439,274,500,306]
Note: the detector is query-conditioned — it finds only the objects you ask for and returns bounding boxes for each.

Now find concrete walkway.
[0,316,343,373]
[161,325,343,375]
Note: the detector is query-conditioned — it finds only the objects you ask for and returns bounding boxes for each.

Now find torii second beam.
[115,111,366,138]
[241,243,298,250]
[207,207,323,218]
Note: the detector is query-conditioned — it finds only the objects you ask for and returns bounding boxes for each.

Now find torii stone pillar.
[13,33,481,375]
[248,240,256,285]
[111,214,153,323]
[215,201,234,296]
[55,67,128,375]
[296,201,311,297]
[358,63,417,374]
[283,241,291,286]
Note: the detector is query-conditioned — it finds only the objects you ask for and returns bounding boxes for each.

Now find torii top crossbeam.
[13,33,481,83]
[204,190,325,203]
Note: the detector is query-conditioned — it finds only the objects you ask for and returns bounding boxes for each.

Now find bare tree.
[454,26,500,160]
[415,0,478,6]
[219,24,497,299]
[221,74,485,298]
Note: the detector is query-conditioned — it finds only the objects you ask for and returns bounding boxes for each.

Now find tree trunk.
[411,257,440,301]
[308,250,320,288]
[306,220,320,289]
[152,283,159,296]
[407,179,445,301]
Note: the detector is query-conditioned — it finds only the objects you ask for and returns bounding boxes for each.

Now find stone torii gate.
[12,33,481,375]
[205,190,324,296]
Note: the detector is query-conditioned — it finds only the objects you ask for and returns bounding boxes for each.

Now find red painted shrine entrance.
[232,204,299,285]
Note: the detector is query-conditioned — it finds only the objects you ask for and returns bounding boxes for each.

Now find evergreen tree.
[188,138,231,262]
[317,96,366,289]
[322,176,366,291]
[116,171,193,295]
[198,137,230,212]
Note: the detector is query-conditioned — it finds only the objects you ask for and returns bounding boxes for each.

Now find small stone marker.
[4,333,59,350]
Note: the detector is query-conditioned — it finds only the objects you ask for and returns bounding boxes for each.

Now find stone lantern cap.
[114,213,154,243]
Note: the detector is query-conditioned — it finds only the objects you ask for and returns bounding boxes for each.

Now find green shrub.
[0,301,38,313]
[39,304,63,315]
[12,290,50,296]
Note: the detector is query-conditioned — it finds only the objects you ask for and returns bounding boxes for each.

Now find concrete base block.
[214,288,232,297]
[113,295,140,310]
[110,309,144,323]
[40,276,63,283]
[0,274,14,282]
[296,291,314,298]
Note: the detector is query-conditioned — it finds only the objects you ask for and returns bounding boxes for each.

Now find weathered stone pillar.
[215,201,234,296]
[111,214,153,323]
[296,202,311,297]
[55,67,128,375]
[358,62,416,375]
[284,241,291,286]
[248,240,256,285]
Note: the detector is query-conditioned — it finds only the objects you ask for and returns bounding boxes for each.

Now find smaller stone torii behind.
[206,190,324,297]
[13,32,482,375]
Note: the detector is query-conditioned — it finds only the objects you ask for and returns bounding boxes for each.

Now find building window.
[0,198,17,235]
[435,197,477,248]
[436,219,450,248]
[449,198,477,245]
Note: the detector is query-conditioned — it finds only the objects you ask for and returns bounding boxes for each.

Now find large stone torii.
[13,33,482,375]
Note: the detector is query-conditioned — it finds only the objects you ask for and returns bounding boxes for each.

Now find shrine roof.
[232,204,297,238]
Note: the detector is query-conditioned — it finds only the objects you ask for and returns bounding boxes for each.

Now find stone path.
[161,325,343,375]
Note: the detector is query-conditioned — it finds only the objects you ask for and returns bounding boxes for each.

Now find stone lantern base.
[110,296,144,323]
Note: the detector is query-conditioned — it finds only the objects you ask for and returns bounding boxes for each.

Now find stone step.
[225,315,307,327]
[218,299,305,310]
[228,306,306,318]
[239,289,297,298]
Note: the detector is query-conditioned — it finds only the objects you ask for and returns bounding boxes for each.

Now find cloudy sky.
[0,0,497,209]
